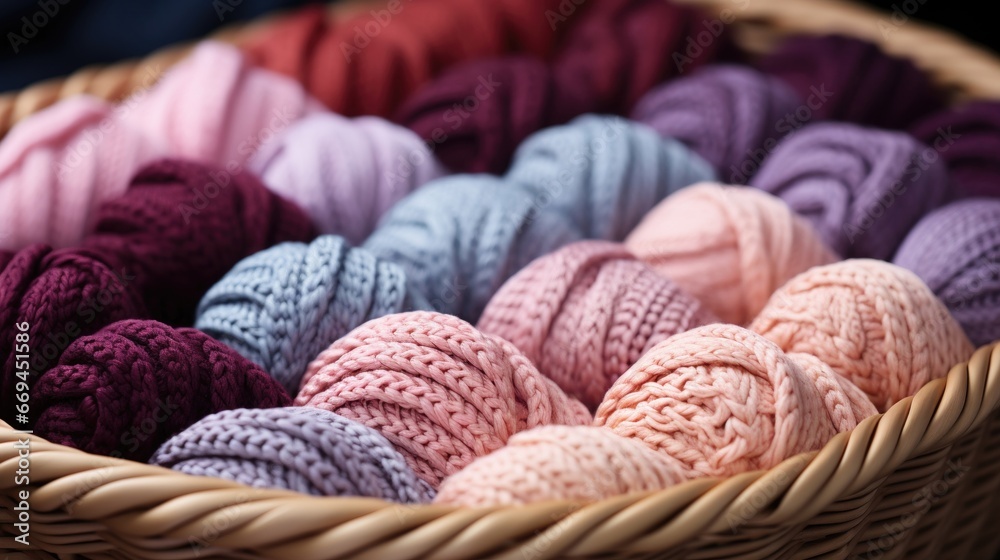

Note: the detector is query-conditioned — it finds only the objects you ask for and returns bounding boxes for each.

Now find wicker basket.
[4,0,1000,558]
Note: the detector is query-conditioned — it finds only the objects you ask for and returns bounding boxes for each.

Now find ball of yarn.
[249,112,446,243]
[757,34,943,129]
[82,159,316,324]
[244,0,564,117]
[750,260,974,411]
[750,122,948,260]
[910,101,1000,199]
[894,199,1000,346]
[394,56,589,174]
[295,312,591,487]
[624,183,835,325]
[196,235,417,394]
[150,407,434,503]
[504,115,715,241]
[478,240,718,409]
[31,319,291,461]
[631,65,805,180]
[435,426,684,506]
[595,325,862,477]
[0,41,321,251]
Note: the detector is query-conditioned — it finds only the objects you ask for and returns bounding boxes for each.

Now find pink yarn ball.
[295,311,591,487]
[750,260,974,411]
[595,324,869,478]
[478,240,718,409]
[435,425,684,506]
[624,183,836,325]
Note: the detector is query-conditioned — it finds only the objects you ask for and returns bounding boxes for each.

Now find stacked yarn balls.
[1,0,994,510]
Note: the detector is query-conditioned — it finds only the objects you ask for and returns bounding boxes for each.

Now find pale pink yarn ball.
[595,324,866,478]
[435,425,685,506]
[478,240,718,409]
[624,183,837,325]
[750,260,974,411]
[295,311,591,487]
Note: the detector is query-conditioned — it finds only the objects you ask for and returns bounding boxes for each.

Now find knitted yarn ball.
[750,122,948,260]
[248,112,446,244]
[594,324,865,477]
[0,41,321,252]
[435,426,684,506]
[894,199,1000,346]
[750,260,974,411]
[504,115,715,241]
[624,183,836,325]
[632,65,805,179]
[394,56,589,174]
[757,34,943,129]
[31,319,291,461]
[244,0,564,117]
[295,312,592,487]
[478,240,719,409]
[150,407,434,503]
[910,101,1000,199]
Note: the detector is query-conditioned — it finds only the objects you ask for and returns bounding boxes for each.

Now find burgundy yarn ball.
[910,101,1000,199]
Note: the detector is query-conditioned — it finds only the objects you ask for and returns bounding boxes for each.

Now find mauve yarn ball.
[435,426,684,506]
[150,407,434,503]
[750,122,948,260]
[757,34,943,129]
[248,112,447,243]
[750,260,974,411]
[478,241,718,409]
[296,312,591,488]
[594,324,872,478]
[624,183,836,326]
[910,101,1000,199]
[632,65,805,180]
[394,56,589,174]
[83,159,315,325]
[31,319,291,461]
[894,199,1000,346]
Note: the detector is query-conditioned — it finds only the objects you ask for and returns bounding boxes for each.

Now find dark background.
[859,0,995,52]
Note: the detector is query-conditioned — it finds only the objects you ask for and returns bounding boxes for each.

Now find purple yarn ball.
[750,122,948,260]
[631,65,804,182]
[910,101,1000,200]
[150,407,435,503]
[894,199,1000,347]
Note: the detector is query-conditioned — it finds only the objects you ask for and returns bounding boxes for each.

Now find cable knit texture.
[31,320,291,461]
[295,312,592,488]
[750,260,974,411]
[594,325,871,477]
[625,183,836,325]
[757,34,943,129]
[150,407,434,503]
[435,426,685,506]
[243,0,566,117]
[910,101,1000,199]
[632,65,805,179]
[894,199,1000,347]
[750,122,948,260]
[248,112,447,244]
[394,0,724,174]
[0,41,321,251]
[198,116,714,389]
[478,241,718,409]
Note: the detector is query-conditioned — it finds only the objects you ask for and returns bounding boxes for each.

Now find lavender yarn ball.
[632,65,805,182]
[149,407,435,503]
[750,122,948,260]
[894,199,1000,347]
[910,101,1000,200]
